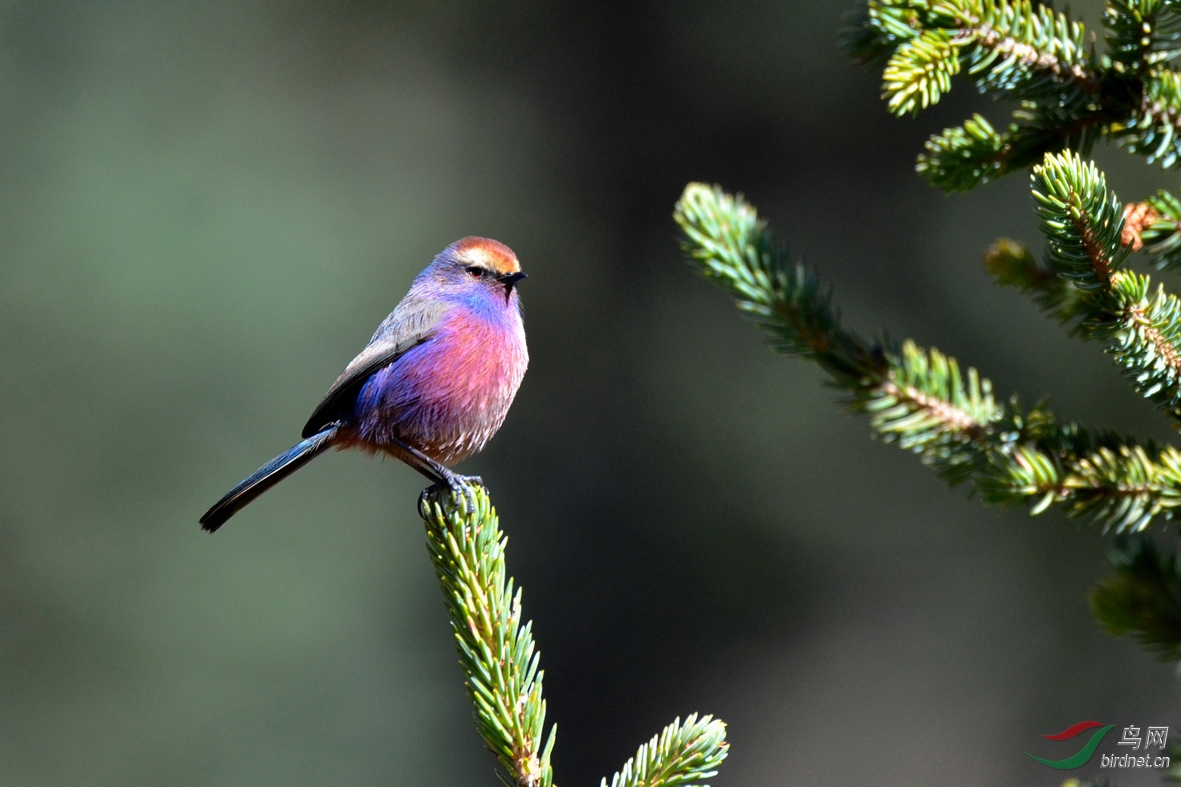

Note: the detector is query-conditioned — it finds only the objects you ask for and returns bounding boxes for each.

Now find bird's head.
[426,237,527,306]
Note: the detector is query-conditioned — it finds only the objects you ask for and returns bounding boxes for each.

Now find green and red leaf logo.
[1026,721,1115,769]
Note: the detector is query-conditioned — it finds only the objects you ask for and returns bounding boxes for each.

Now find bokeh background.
[2,0,1178,784]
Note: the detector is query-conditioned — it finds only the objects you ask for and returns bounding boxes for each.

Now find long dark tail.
[200,426,339,533]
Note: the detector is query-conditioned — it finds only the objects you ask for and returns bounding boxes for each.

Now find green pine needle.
[874,1,1099,117]
[917,113,1011,192]
[675,183,1002,482]
[1071,445,1181,528]
[843,2,929,68]
[676,181,1181,532]
[918,108,1107,192]
[673,181,875,387]
[982,238,1099,331]
[831,0,1181,662]
[949,0,1097,104]
[600,715,729,787]
[883,28,965,115]
[1030,151,1127,295]
[1105,271,1181,416]
[850,0,1181,192]
[1030,150,1181,419]
[871,339,1001,485]
[1138,188,1181,269]
[422,486,556,787]
[1116,67,1181,168]
[422,487,731,786]
[1091,536,1181,660]
[975,437,1181,531]
[1105,0,1181,69]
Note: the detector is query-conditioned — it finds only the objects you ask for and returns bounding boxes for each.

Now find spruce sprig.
[600,715,729,787]
[781,0,1181,666]
[1091,536,1181,661]
[872,1,1098,116]
[1129,188,1181,269]
[1118,66,1181,168]
[1105,0,1181,71]
[917,109,1108,193]
[948,0,1097,103]
[915,113,1012,193]
[675,182,1181,532]
[1030,152,1127,296]
[422,487,556,787]
[1029,151,1181,421]
[675,181,1001,485]
[882,28,965,114]
[846,0,1181,190]
[421,488,730,787]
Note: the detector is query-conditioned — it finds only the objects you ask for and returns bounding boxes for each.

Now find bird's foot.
[417,470,485,518]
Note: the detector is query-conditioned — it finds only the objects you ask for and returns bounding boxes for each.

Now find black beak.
[499,271,527,292]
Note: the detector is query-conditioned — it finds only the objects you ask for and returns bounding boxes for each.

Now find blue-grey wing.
[302,294,447,438]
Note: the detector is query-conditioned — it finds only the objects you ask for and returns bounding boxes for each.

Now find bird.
[199,236,529,532]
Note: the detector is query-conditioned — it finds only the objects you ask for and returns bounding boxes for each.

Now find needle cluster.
[666,0,1181,670]
[846,0,1181,191]
[676,181,1181,532]
[1091,536,1181,661]
[674,176,1181,664]
[420,487,729,787]
[600,715,729,787]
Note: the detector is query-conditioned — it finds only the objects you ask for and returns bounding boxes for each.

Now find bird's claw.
[447,473,484,513]
[418,471,485,518]
[417,487,434,519]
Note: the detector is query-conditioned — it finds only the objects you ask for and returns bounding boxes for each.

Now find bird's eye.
[466,266,486,279]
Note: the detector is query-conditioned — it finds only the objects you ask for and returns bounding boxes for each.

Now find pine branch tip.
[601,713,729,787]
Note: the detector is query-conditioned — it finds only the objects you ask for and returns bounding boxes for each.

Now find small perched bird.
[200,237,528,532]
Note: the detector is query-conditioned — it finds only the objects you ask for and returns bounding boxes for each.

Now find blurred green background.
[1,0,1177,784]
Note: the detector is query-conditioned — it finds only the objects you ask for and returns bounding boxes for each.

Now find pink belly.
[349,309,528,465]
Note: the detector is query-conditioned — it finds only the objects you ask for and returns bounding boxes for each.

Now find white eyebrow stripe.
[465,248,491,267]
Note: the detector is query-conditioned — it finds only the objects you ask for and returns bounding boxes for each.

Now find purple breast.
[352,307,528,465]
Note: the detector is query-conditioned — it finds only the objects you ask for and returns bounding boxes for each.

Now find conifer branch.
[1118,67,1181,167]
[844,3,927,68]
[1126,189,1181,268]
[916,113,1012,193]
[1030,151,1181,421]
[950,1,1099,100]
[422,488,556,787]
[991,220,1181,422]
[847,1,1181,190]
[917,109,1109,192]
[883,28,965,114]
[982,238,1093,328]
[675,182,1181,531]
[673,183,1001,486]
[421,488,730,787]
[1090,536,1181,660]
[979,442,1181,529]
[834,0,1181,664]
[1105,0,1181,71]
[862,1,1098,116]
[600,715,729,787]
[1029,152,1124,295]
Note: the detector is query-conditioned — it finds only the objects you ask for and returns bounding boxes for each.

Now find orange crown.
[450,236,521,275]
